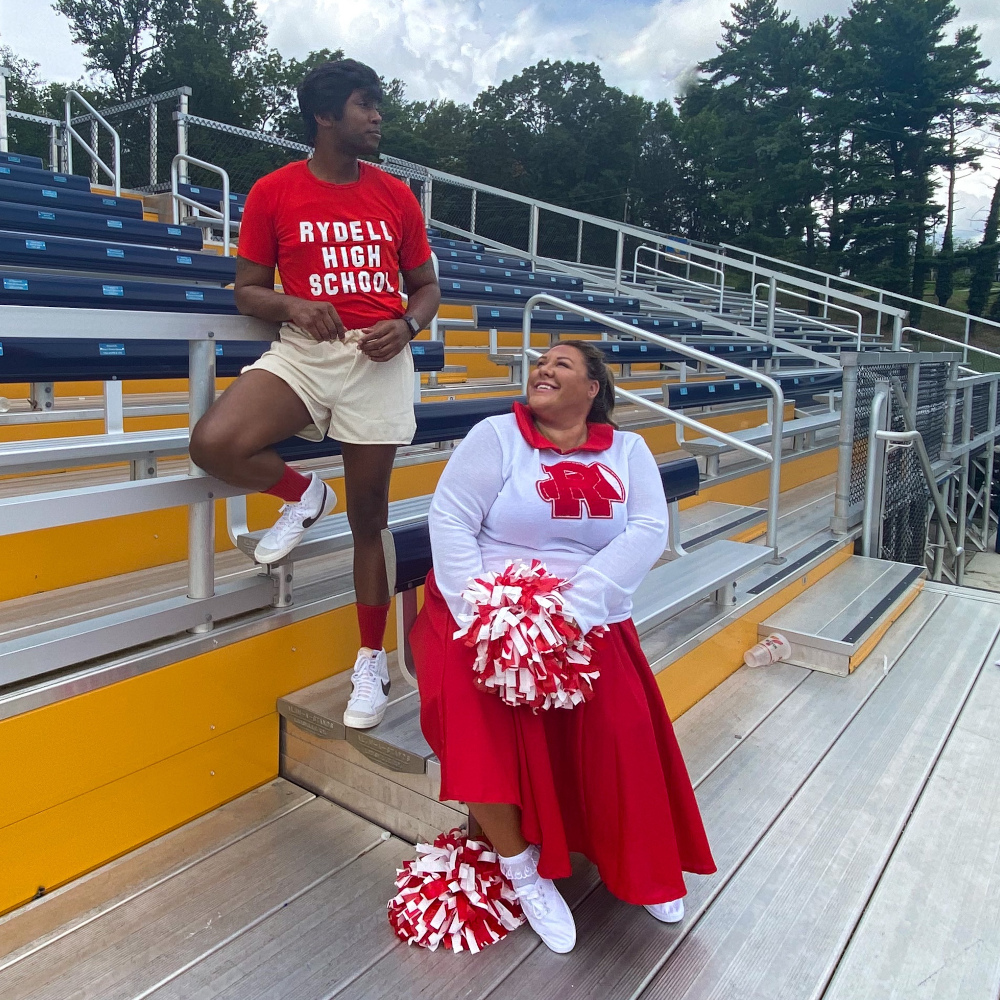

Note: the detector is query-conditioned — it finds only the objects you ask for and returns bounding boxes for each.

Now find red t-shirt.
[237,159,433,330]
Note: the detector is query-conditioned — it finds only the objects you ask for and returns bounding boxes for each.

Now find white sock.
[499,844,540,889]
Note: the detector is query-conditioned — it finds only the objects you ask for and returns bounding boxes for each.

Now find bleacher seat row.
[0,337,446,382]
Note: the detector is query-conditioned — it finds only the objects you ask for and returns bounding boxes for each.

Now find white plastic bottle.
[744,633,792,668]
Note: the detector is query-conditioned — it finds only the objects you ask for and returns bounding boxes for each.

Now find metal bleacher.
[0,138,856,690]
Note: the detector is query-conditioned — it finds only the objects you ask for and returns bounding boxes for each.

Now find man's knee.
[189,414,239,475]
[347,491,389,539]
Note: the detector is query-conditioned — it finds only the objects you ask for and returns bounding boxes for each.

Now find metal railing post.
[614,229,624,295]
[576,218,583,263]
[176,90,190,185]
[149,98,158,186]
[469,189,476,235]
[187,337,217,619]
[0,67,9,153]
[766,276,777,339]
[956,384,973,584]
[963,315,971,366]
[529,203,539,258]
[892,315,902,351]
[48,123,59,172]
[862,387,889,556]
[89,119,99,185]
[823,276,831,319]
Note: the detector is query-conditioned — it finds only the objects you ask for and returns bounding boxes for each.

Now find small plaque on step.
[347,731,427,774]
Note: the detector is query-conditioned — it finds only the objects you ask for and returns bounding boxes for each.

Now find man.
[190,59,441,731]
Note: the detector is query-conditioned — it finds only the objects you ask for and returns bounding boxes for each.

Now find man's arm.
[233,256,346,342]
[359,258,442,362]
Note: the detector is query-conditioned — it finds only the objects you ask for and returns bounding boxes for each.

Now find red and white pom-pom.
[387,829,525,953]
[454,559,607,711]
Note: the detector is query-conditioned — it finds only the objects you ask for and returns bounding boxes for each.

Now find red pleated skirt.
[410,570,716,905]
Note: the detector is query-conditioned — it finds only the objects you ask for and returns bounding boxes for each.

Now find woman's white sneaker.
[514,877,577,953]
[343,648,391,729]
[645,898,685,923]
[254,472,335,565]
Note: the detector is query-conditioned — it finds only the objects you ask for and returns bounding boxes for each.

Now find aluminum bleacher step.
[680,410,839,458]
[630,539,773,634]
[758,556,926,675]
[278,653,466,843]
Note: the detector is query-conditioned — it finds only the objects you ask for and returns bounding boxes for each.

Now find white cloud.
[2,0,999,235]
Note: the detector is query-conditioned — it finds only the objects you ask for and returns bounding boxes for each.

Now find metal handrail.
[633,246,725,311]
[900,326,1000,367]
[171,154,232,255]
[521,292,785,560]
[751,283,863,348]
[724,242,1000,343]
[432,216,840,371]
[64,91,120,194]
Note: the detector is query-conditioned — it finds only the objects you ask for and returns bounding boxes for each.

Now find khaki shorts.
[243,324,417,445]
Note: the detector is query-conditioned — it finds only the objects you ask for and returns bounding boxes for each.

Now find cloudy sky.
[2,0,998,237]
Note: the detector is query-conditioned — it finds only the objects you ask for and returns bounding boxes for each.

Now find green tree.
[968,173,1000,316]
[52,0,159,102]
[141,0,268,125]
[832,0,993,292]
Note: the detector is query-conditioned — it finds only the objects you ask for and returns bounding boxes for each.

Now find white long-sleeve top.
[428,403,669,635]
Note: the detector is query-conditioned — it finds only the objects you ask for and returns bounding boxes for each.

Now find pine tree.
[968,174,1000,316]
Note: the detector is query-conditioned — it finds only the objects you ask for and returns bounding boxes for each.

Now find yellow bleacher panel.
[0,597,396,915]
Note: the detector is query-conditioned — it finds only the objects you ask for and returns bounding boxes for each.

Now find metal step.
[758,556,926,675]
[278,653,465,843]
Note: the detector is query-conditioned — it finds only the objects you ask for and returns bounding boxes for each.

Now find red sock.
[357,601,391,651]
[265,465,311,503]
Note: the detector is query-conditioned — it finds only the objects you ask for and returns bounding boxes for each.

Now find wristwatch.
[403,314,421,338]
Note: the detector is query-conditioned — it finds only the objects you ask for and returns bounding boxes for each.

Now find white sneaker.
[343,647,391,729]
[514,877,576,953]
[645,898,685,924]
[254,472,335,565]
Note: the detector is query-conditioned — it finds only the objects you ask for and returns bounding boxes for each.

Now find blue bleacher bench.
[594,341,773,364]
[0,179,143,219]
[666,371,842,408]
[0,232,236,283]
[177,183,246,205]
[177,183,245,220]
[0,272,235,313]
[434,247,531,270]
[442,279,641,312]
[0,336,445,382]
[473,304,702,334]
[428,236,486,253]
[0,202,203,250]
[0,152,45,170]
[0,164,91,191]
[437,260,581,290]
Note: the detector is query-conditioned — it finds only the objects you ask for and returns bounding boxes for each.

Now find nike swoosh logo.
[382,679,391,695]
[301,484,329,528]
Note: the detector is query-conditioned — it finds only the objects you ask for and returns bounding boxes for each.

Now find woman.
[409,341,715,954]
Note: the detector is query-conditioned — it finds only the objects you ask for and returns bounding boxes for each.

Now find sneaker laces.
[350,654,380,702]
[515,883,550,920]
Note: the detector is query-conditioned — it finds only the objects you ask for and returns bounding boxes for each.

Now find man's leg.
[341,442,397,730]
[190,370,336,564]
[189,369,312,489]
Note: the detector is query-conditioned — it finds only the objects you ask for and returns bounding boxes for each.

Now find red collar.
[513,401,614,455]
